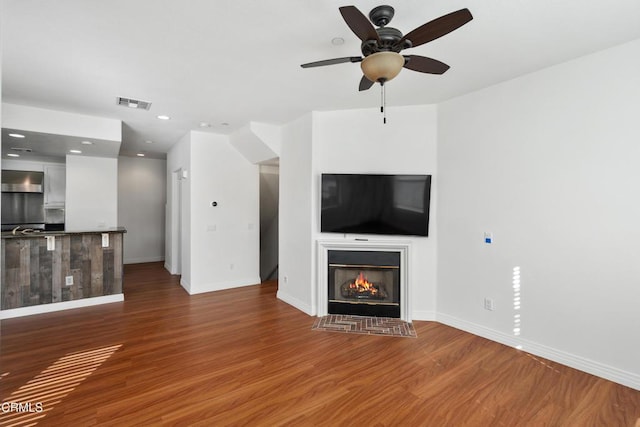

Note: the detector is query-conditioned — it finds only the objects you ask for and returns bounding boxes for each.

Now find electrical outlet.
[484,297,495,311]
[65,276,74,286]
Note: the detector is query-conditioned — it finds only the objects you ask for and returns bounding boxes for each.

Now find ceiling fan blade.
[399,8,473,48]
[339,6,381,43]
[359,75,374,91]
[301,57,362,68]
[403,55,450,74]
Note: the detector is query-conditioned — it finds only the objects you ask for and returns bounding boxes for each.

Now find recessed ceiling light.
[81,140,94,145]
[7,153,20,157]
[331,37,345,46]
[199,122,211,128]
[69,149,82,154]
[157,115,170,120]
[137,153,145,157]
[8,133,25,138]
[145,140,154,144]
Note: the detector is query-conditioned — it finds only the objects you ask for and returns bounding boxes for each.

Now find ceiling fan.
[301,5,473,91]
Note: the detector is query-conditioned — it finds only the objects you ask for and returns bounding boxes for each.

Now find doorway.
[170,168,184,275]
[259,165,279,282]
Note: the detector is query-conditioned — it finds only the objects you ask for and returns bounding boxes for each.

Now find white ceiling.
[2,0,640,160]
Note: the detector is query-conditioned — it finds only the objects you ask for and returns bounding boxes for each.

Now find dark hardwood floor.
[1,262,639,426]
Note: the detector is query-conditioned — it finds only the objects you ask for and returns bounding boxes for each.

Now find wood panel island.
[1,228,126,318]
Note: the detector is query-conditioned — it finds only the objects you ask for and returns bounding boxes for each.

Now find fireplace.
[317,240,410,321]
[328,250,401,318]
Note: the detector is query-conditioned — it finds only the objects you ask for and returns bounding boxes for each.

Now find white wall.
[118,156,166,264]
[230,124,278,164]
[251,122,282,157]
[2,103,121,143]
[277,107,438,319]
[277,114,315,313]
[65,155,118,231]
[437,39,640,389]
[188,131,260,293]
[314,105,439,320]
[165,131,260,294]
[1,27,3,283]
[166,132,192,287]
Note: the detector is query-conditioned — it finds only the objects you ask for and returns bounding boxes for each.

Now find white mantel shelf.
[316,239,412,322]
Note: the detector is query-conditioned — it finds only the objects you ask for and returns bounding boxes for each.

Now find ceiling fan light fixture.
[360,51,404,83]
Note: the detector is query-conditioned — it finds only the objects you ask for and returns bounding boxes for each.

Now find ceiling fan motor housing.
[361,27,406,56]
[361,5,412,57]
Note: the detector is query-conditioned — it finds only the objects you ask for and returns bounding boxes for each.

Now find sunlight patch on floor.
[0,344,121,426]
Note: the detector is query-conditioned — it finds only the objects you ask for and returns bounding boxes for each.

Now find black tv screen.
[321,174,432,236]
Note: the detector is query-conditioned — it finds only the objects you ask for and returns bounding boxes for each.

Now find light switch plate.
[46,235,55,251]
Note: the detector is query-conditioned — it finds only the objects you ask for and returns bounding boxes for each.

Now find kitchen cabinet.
[44,165,65,207]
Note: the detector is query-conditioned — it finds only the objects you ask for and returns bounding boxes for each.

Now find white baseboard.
[277,290,314,316]
[124,256,165,264]
[187,276,262,295]
[0,294,124,319]
[179,277,191,294]
[437,313,640,391]
[412,310,437,321]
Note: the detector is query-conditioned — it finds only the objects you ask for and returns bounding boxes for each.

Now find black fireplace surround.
[327,250,401,318]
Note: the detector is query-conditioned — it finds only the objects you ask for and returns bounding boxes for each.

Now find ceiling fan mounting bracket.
[369,5,395,27]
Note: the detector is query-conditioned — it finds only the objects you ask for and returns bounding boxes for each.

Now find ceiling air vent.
[10,147,33,153]
[117,97,151,110]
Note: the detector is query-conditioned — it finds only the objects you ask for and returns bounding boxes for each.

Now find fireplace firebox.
[328,250,401,318]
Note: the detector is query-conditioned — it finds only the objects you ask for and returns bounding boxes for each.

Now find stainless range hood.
[1,170,44,193]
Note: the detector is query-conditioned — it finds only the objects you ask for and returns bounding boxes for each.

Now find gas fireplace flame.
[349,272,380,295]
[340,272,389,300]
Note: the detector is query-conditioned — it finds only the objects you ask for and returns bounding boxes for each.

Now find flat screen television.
[321,174,432,236]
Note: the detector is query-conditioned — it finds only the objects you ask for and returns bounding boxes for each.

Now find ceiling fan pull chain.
[381,81,387,124]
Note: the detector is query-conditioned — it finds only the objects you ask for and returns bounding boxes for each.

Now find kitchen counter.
[1,227,126,239]
[1,228,126,311]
